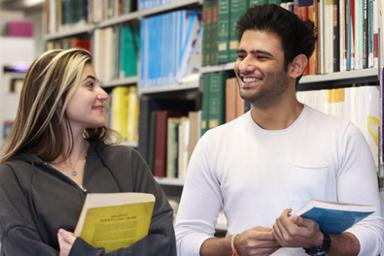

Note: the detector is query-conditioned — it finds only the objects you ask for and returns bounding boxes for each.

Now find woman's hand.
[58,229,76,256]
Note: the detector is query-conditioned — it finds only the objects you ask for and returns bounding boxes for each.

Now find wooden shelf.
[102,77,138,88]
[44,24,95,40]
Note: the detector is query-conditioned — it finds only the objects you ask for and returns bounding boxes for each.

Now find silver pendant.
[71,169,78,176]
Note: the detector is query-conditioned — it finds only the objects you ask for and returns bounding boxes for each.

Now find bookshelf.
[44,25,94,41]
[0,37,34,147]
[43,0,384,188]
[138,81,199,95]
[102,76,139,88]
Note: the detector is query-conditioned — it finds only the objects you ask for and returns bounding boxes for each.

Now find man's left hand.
[272,208,323,248]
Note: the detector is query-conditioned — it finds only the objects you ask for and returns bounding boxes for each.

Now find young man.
[175,4,383,256]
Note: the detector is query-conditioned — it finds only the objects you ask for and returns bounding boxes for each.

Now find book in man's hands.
[74,192,155,252]
[294,200,375,234]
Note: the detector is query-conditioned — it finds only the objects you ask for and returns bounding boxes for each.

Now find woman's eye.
[86,81,94,88]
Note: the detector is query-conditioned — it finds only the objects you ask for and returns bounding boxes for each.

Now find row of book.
[308,0,380,73]
[149,111,200,180]
[92,0,135,23]
[44,0,135,34]
[109,86,140,144]
[139,9,202,88]
[202,0,381,75]
[202,0,287,66]
[46,36,91,52]
[297,85,380,165]
[94,25,139,83]
[144,84,379,180]
[44,0,89,34]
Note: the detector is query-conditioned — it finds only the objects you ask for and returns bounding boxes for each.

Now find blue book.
[295,200,375,234]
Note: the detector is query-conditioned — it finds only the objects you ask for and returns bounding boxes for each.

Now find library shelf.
[138,82,199,95]
[139,0,203,18]
[300,68,378,84]
[154,177,185,186]
[201,62,235,73]
[98,12,141,28]
[44,24,95,41]
[201,62,377,89]
[102,76,139,88]
[298,68,379,90]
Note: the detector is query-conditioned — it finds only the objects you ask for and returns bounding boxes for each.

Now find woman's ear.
[287,54,308,79]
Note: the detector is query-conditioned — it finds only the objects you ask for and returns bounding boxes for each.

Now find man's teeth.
[243,77,258,83]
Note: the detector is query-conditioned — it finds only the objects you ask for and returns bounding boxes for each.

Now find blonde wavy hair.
[0,48,116,164]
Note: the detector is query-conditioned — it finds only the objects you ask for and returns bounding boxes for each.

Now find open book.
[74,192,155,252]
[294,200,375,234]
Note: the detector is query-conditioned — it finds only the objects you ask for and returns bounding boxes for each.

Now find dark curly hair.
[237,4,317,70]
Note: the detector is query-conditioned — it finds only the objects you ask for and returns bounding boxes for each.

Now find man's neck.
[250,99,304,130]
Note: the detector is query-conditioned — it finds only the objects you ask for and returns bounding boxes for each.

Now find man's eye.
[257,56,268,61]
[237,54,246,60]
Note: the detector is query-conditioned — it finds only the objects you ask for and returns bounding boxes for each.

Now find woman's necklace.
[68,154,86,177]
[71,168,79,177]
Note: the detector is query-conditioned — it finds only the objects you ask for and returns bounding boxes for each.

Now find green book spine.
[229,0,248,61]
[248,0,268,7]
[127,27,139,76]
[268,0,282,4]
[119,26,128,78]
[208,72,228,129]
[217,0,230,64]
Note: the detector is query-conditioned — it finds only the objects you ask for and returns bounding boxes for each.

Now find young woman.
[0,48,176,256]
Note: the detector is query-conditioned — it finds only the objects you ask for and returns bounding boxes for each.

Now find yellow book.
[111,86,129,140]
[74,192,155,253]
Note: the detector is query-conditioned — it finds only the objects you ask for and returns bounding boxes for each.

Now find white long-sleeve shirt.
[175,105,384,256]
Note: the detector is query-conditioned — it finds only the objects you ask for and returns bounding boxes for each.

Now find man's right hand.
[234,226,281,256]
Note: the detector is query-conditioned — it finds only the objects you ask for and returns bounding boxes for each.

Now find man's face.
[234,30,290,107]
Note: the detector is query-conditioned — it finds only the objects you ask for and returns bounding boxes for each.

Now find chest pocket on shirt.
[288,163,328,213]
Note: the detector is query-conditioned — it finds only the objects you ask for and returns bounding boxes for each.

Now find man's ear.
[287,54,308,79]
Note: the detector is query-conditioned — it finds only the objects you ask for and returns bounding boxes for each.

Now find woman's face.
[65,64,109,131]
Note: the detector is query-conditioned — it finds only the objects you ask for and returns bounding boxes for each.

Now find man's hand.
[57,229,76,256]
[272,208,323,248]
[235,226,281,256]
